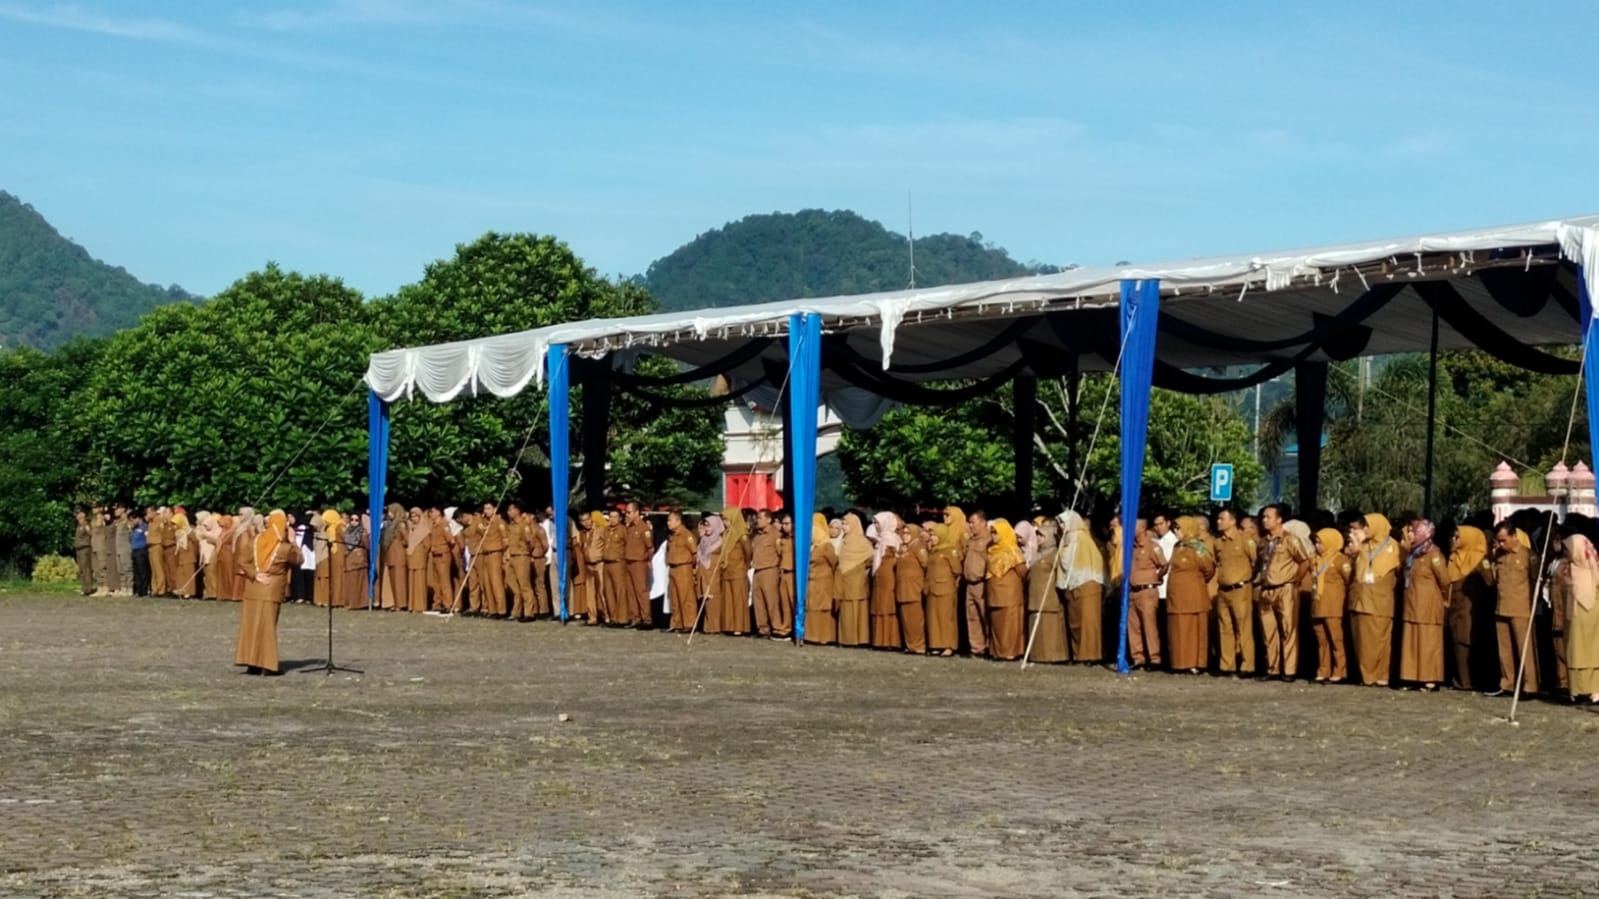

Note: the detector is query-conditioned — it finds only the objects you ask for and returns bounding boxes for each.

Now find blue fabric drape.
[367,391,389,604]
[789,313,821,642]
[1579,269,1599,479]
[1117,279,1160,675]
[548,345,571,621]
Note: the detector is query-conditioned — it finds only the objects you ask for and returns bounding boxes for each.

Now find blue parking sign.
[1210,464,1234,503]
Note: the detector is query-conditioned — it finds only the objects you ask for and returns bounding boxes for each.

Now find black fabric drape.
[1412,281,1579,375]
[594,338,775,389]
[1157,283,1404,354]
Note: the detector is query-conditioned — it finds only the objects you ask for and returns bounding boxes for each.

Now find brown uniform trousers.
[1259,534,1308,677]
[1127,539,1164,666]
[529,525,551,617]
[1215,530,1258,673]
[603,527,629,624]
[1484,546,1538,693]
[778,536,796,639]
[666,529,698,631]
[623,520,653,626]
[963,536,991,655]
[426,527,453,611]
[148,519,168,596]
[751,527,783,637]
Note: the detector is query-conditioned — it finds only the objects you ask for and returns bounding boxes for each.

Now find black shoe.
[1481,689,1506,697]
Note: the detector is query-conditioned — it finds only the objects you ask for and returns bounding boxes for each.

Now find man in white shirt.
[541,505,559,615]
[1153,512,1179,601]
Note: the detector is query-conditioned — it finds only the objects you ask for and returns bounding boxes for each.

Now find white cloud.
[0,2,208,43]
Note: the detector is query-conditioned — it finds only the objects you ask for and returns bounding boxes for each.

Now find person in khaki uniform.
[694,513,723,633]
[404,508,430,613]
[73,510,94,596]
[718,506,753,635]
[1347,512,1400,687]
[623,502,654,628]
[1445,526,1491,690]
[665,511,699,632]
[425,508,453,611]
[1214,508,1258,675]
[895,520,927,654]
[836,512,872,645]
[583,511,609,623]
[159,507,179,597]
[602,510,630,625]
[777,514,797,640]
[750,510,783,638]
[1482,524,1538,695]
[985,519,1027,661]
[1056,510,1106,663]
[1399,518,1448,690]
[505,502,536,620]
[1125,518,1167,669]
[1166,517,1215,673]
[805,512,839,645]
[1311,528,1353,682]
[528,510,551,617]
[473,502,508,618]
[961,509,992,656]
[146,507,168,597]
[1257,506,1311,680]
[924,523,962,656]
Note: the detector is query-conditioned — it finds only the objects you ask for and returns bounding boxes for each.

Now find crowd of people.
[68,499,1599,704]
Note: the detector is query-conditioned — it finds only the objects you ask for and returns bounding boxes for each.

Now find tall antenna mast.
[906,190,916,289]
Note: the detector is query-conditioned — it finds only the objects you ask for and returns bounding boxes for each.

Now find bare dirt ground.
[1,594,1597,898]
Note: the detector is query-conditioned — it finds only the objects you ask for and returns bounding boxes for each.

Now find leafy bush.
[31,553,78,584]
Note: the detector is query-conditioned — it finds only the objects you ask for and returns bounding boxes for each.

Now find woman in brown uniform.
[836,512,873,647]
[379,503,407,611]
[1026,518,1068,664]
[235,510,301,675]
[1562,529,1599,703]
[1165,517,1215,673]
[1445,526,1490,690]
[895,519,927,654]
[805,513,838,645]
[870,511,902,649]
[1311,528,1352,683]
[695,514,723,633]
[986,519,1027,661]
[342,512,369,610]
[1348,512,1400,687]
[665,511,698,633]
[403,508,428,612]
[924,523,962,656]
[1399,519,1447,690]
[172,511,198,598]
[718,506,752,635]
[1056,511,1106,663]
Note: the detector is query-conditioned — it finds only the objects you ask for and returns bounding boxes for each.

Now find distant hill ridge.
[0,191,195,349]
[643,209,1055,313]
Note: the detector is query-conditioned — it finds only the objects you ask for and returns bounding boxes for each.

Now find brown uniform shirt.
[751,527,780,571]
[1216,529,1257,588]
[528,521,549,559]
[1484,543,1532,617]
[1311,555,1352,618]
[507,519,532,556]
[603,526,625,563]
[1129,537,1164,590]
[780,535,795,571]
[478,517,507,553]
[623,519,652,562]
[1263,534,1309,588]
[666,529,696,565]
[963,529,990,583]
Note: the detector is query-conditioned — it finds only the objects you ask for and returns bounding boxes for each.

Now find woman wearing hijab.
[1348,512,1401,687]
[581,511,607,623]
[316,509,343,609]
[1399,518,1447,690]
[1561,527,1599,703]
[829,518,845,557]
[171,510,198,598]
[1166,517,1215,673]
[718,506,752,635]
[341,513,370,610]
[1025,518,1068,664]
[404,508,429,613]
[235,509,301,676]
[229,508,259,602]
[986,519,1028,661]
[895,518,927,654]
[694,513,723,633]
[803,513,839,645]
[924,523,962,657]
[868,511,903,650]
[1311,528,1353,683]
[214,514,237,602]
[1445,526,1491,691]
[836,512,873,647]
[379,503,408,612]
[197,511,221,600]
[1056,511,1106,664]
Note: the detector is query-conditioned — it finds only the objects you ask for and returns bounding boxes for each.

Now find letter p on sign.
[1210,464,1234,503]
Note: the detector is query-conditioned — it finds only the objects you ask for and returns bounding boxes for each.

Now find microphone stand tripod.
[303,533,363,676]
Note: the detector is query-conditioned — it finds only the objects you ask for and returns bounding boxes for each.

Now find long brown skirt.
[1400,621,1444,684]
[343,550,370,609]
[407,564,427,612]
[235,587,284,673]
[203,559,219,599]
[838,598,869,646]
[926,588,959,652]
[1027,608,1068,663]
[989,605,1025,661]
[898,601,926,653]
[1314,617,1348,681]
[1067,583,1104,662]
[719,574,749,634]
[1167,611,1206,670]
[1352,612,1393,685]
[314,560,331,607]
[804,602,837,645]
[871,607,902,649]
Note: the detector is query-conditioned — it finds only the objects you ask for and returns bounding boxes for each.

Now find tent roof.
[367,214,1599,426]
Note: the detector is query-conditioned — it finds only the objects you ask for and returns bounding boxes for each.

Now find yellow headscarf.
[322,509,344,554]
[1315,528,1345,595]
[1448,526,1487,582]
[1361,513,1399,579]
[1057,510,1107,589]
[719,506,748,572]
[256,509,288,571]
[986,518,1024,580]
[589,510,608,530]
[930,523,961,562]
[838,514,874,574]
[811,513,829,548]
[943,506,969,552]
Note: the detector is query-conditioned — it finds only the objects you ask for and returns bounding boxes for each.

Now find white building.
[721,402,842,510]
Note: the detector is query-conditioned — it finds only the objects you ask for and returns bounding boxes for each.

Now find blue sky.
[2,0,1596,298]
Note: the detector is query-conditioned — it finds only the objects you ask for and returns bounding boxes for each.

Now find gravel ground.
[1,593,1597,898]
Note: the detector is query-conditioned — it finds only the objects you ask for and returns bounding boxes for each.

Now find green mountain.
[0,192,196,349]
[643,209,1053,312]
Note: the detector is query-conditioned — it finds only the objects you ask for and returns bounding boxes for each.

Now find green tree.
[0,340,103,570]
[79,265,378,510]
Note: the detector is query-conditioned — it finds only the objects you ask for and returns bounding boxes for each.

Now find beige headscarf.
[1449,526,1488,583]
[405,507,431,552]
[1567,533,1598,612]
[1056,510,1106,591]
[718,506,748,573]
[838,514,874,575]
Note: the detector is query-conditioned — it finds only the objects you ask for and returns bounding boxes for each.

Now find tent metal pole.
[1423,309,1440,519]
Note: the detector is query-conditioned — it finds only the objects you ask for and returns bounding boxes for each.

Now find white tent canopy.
[366,214,1599,428]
